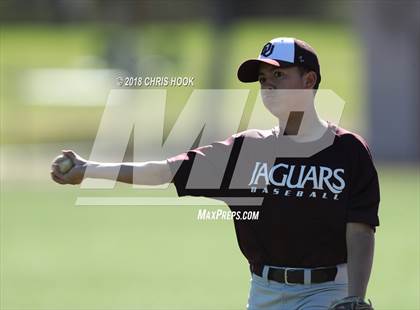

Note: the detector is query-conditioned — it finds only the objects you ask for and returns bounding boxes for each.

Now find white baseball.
[54,155,74,174]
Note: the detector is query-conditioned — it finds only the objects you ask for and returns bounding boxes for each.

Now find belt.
[250,264,338,285]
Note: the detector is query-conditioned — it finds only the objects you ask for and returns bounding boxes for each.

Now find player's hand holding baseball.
[51,150,88,185]
[328,296,373,310]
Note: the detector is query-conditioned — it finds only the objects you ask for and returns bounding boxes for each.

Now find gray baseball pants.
[247,264,348,310]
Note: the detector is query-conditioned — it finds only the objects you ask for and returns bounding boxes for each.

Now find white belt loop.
[304,268,311,285]
[334,263,348,284]
[262,265,270,284]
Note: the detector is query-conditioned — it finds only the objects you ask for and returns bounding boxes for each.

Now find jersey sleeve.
[347,135,380,228]
[166,134,241,198]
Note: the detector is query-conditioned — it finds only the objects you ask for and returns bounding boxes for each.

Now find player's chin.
[262,103,286,118]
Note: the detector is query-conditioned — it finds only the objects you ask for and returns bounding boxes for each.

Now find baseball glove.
[328,296,373,310]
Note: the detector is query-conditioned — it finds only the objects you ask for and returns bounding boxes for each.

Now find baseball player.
[51,37,379,310]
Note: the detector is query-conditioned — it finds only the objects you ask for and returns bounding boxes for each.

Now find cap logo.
[261,42,274,57]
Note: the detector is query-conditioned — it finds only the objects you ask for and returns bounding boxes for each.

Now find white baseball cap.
[237,37,321,87]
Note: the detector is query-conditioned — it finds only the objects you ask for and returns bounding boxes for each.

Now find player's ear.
[303,71,317,89]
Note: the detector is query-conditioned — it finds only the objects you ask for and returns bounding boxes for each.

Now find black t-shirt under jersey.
[166,122,380,268]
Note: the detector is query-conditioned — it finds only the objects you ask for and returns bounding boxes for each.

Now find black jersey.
[166,122,380,268]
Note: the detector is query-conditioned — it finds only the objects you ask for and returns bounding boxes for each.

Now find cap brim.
[237,59,294,83]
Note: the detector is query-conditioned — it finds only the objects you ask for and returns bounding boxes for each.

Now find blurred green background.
[1,20,419,310]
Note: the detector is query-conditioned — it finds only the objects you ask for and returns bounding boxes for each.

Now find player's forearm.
[85,160,172,185]
[346,222,375,299]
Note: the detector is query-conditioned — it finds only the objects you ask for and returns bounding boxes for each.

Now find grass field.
[1,21,419,309]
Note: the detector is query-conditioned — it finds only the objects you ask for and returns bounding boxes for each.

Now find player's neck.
[276,111,328,142]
